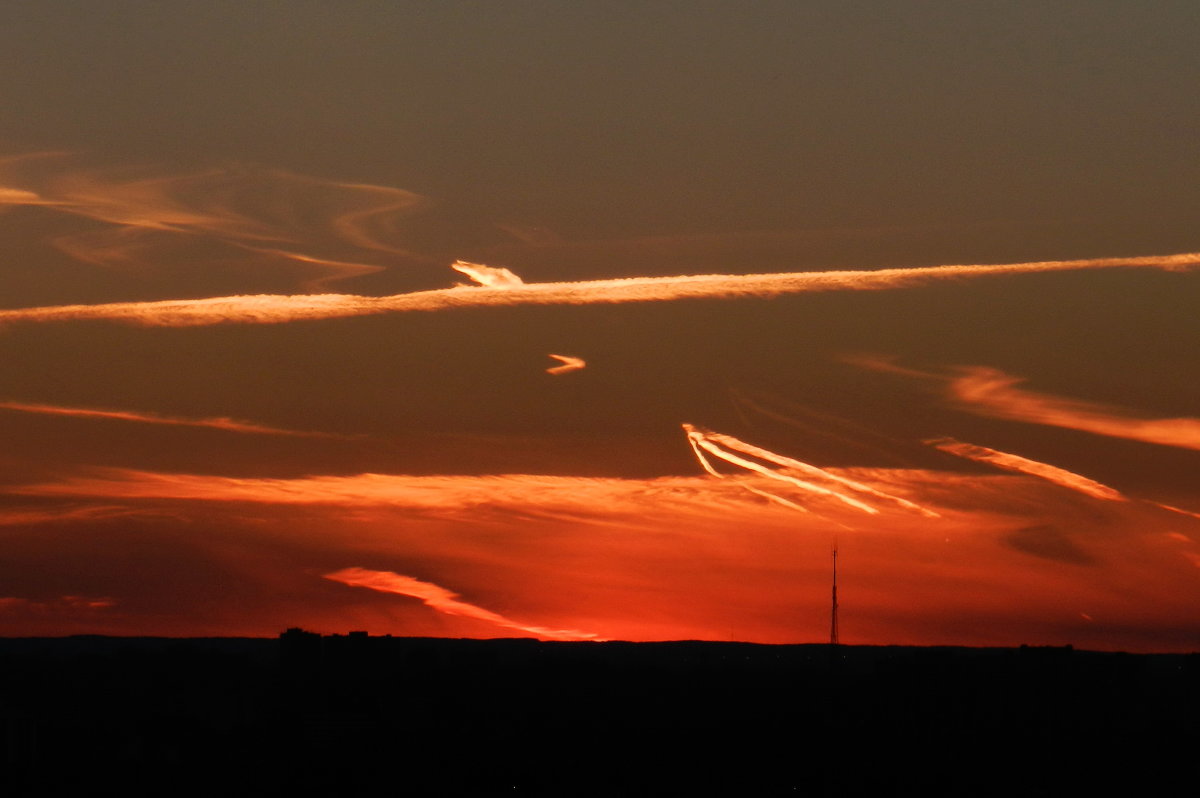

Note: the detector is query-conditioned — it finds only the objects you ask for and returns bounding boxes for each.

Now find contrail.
[684,424,940,516]
[546,354,586,375]
[686,425,879,513]
[685,433,812,512]
[1,252,1195,327]
[0,400,338,437]
[1153,502,1200,521]
[324,567,603,641]
[926,437,1126,501]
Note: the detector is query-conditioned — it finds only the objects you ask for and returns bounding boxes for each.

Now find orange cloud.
[1,253,1195,327]
[0,400,337,437]
[325,567,602,641]
[850,358,1200,453]
[8,468,817,521]
[927,437,1126,501]
[0,504,146,526]
[942,367,1200,452]
[0,152,424,287]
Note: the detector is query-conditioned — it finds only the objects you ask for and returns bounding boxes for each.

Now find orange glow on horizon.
[5,462,1198,649]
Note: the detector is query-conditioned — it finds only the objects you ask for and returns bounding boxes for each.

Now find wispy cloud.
[0,400,338,437]
[1,253,1194,327]
[8,468,803,520]
[852,357,1200,453]
[941,367,1200,452]
[0,504,146,526]
[0,151,425,288]
[0,595,116,612]
[325,567,602,641]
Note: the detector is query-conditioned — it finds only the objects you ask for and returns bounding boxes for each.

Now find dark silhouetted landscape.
[2,633,1195,795]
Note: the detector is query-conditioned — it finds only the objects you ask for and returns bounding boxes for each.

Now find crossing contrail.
[683,424,940,516]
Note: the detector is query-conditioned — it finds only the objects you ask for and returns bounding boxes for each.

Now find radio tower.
[829,544,840,646]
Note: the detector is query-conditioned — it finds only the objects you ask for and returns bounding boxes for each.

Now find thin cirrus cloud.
[0,151,426,287]
[850,357,1200,453]
[0,400,338,438]
[7,467,815,520]
[0,595,116,612]
[943,367,1200,452]
[0,253,1196,328]
[324,567,603,641]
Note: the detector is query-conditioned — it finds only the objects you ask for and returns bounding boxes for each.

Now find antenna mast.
[830,544,839,646]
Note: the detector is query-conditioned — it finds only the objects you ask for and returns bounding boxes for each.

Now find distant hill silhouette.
[1,634,1195,795]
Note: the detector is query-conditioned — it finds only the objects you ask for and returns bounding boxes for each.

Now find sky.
[0,1,1197,650]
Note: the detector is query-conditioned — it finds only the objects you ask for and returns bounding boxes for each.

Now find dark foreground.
[1,634,1196,796]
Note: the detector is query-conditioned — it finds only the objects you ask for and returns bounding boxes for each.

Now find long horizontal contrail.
[325,567,603,641]
[0,400,337,437]
[927,437,1126,501]
[1,252,1195,327]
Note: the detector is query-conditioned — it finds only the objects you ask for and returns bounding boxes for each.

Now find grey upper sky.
[2,1,1197,247]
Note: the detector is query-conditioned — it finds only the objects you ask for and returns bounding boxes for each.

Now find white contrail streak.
[684,424,940,516]
[546,354,586,375]
[1,252,1194,327]
[926,437,1126,501]
[686,435,811,512]
[450,259,525,287]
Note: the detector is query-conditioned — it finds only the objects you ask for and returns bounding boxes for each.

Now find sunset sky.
[1,2,1197,650]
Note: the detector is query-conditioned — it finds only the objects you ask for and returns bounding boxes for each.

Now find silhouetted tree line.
[0,633,1195,796]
